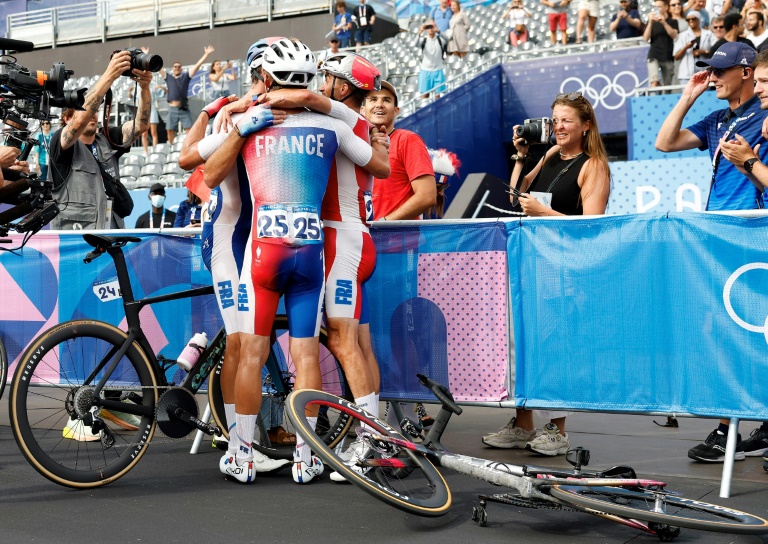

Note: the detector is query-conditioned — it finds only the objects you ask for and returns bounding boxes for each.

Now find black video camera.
[119,48,163,77]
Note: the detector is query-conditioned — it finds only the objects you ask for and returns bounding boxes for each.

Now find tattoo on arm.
[139,108,150,125]
[62,128,77,145]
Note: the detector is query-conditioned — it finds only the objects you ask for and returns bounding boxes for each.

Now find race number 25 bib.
[257,204,322,243]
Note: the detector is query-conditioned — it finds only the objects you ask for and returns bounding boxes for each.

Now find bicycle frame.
[86,242,215,405]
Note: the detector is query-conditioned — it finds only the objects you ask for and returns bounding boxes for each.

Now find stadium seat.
[140,163,163,177]
[153,143,170,155]
[146,153,166,165]
[121,164,141,178]
[123,154,145,168]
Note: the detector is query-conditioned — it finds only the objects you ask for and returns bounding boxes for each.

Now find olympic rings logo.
[723,263,768,344]
[559,71,639,111]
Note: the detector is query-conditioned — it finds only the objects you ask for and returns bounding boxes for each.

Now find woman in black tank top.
[482,92,611,456]
[509,92,611,217]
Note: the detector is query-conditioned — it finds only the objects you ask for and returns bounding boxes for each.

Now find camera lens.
[135,53,163,73]
[515,123,541,142]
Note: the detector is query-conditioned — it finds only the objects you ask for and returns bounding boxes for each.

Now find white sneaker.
[330,438,369,483]
[221,455,256,484]
[482,417,537,449]
[292,456,324,484]
[525,422,569,456]
[62,417,100,442]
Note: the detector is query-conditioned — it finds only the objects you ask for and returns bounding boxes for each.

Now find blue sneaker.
[292,456,324,484]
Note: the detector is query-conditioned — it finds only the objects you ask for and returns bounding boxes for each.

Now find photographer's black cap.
[149,182,165,194]
[696,42,756,69]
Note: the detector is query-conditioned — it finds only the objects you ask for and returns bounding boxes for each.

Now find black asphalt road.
[1,406,767,544]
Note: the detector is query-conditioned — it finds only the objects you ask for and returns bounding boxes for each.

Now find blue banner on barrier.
[368,222,510,402]
[0,233,222,385]
[507,214,768,418]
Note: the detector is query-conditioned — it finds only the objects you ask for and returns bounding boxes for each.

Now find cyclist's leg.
[284,243,326,474]
[231,242,286,470]
[324,226,379,415]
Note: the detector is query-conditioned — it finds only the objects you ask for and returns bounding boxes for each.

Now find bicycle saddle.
[83,233,141,250]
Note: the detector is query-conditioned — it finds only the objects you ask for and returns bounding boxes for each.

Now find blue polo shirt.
[687,94,767,210]
[429,5,453,33]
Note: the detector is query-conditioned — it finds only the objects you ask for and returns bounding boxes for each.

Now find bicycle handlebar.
[417,373,463,415]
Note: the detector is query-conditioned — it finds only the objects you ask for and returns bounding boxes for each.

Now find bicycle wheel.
[286,389,452,517]
[208,315,352,460]
[10,320,159,488]
[0,334,7,401]
[551,485,768,535]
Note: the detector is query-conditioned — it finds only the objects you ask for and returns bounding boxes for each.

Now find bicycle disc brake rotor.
[156,387,198,438]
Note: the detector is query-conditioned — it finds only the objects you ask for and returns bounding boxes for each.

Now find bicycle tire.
[10,320,159,489]
[0,334,7,401]
[286,389,452,517]
[208,315,352,460]
[550,485,768,535]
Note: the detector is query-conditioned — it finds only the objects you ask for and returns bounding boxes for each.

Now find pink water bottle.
[177,332,208,371]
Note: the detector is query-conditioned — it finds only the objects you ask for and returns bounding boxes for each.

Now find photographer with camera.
[484,92,610,456]
[48,50,153,230]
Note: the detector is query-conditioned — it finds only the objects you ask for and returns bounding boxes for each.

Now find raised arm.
[121,65,153,144]
[60,51,131,151]
[190,45,215,79]
[656,71,709,152]
[178,95,238,170]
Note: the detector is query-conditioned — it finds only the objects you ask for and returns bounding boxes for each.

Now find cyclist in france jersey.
[259,53,387,483]
[177,37,291,480]
[204,37,390,485]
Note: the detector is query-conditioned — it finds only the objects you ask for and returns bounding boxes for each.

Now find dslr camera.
[116,48,164,77]
[514,117,552,144]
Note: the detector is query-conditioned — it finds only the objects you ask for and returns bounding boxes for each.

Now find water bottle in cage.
[176,332,208,371]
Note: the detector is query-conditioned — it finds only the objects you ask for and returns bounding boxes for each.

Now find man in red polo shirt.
[363,81,436,220]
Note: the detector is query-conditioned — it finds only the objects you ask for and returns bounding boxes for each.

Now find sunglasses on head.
[556,91,585,101]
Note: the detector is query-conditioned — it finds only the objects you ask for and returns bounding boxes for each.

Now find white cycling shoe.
[292,456,324,484]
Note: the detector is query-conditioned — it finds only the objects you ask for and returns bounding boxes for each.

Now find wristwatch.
[744,157,760,173]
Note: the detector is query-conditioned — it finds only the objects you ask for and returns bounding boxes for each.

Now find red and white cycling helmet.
[320,52,381,92]
[261,38,317,87]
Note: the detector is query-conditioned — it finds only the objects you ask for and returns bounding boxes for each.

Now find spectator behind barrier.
[332,1,353,48]
[159,45,214,145]
[543,0,573,45]
[644,0,680,88]
[670,0,690,34]
[35,120,53,181]
[502,0,532,47]
[710,15,726,38]
[690,48,768,464]
[415,22,448,98]
[447,1,471,57]
[483,91,610,456]
[575,0,599,43]
[430,0,454,33]
[321,36,342,63]
[686,0,711,28]
[674,10,716,84]
[707,0,731,17]
[174,189,203,227]
[208,59,236,100]
[48,50,153,230]
[710,12,755,55]
[135,182,176,228]
[353,0,376,50]
[746,10,768,50]
[610,0,642,40]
